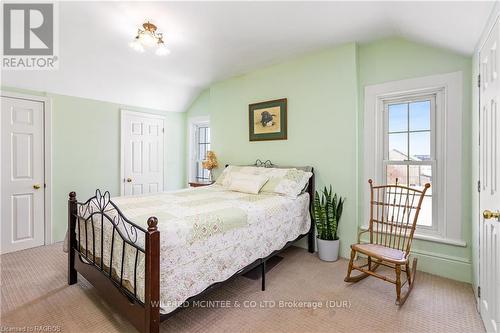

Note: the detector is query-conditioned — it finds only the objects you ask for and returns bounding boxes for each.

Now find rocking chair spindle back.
[345,179,430,306]
[369,178,429,255]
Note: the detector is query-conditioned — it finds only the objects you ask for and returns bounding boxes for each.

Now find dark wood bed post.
[68,191,77,285]
[144,217,160,333]
[307,169,315,253]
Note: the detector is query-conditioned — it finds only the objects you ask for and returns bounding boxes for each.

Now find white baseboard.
[295,238,472,283]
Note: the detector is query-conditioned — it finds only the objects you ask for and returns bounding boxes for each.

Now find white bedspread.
[77,185,310,314]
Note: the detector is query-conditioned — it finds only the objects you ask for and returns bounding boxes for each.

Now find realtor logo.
[2,2,59,69]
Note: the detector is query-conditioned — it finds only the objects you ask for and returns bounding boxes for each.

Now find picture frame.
[248,98,287,141]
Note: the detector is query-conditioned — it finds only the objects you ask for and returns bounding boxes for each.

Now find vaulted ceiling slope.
[1,1,494,112]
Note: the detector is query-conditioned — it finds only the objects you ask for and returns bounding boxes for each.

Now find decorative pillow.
[216,165,312,198]
[260,168,313,198]
[227,172,269,194]
[215,165,243,187]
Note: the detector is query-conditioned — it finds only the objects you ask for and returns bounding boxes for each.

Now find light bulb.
[129,37,144,52]
[139,31,156,47]
[155,42,170,56]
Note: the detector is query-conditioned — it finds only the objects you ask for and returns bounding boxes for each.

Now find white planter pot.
[317,238,340,262]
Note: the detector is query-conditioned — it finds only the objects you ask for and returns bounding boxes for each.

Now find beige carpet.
[1,243,484,333]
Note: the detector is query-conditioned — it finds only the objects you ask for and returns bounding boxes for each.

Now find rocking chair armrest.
[357,229,370,244]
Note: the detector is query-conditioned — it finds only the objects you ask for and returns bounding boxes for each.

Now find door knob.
[33,184,41,190]
[126,178,132,183]
[483,210,500,220]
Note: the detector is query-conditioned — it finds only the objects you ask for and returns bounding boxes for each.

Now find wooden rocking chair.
[344,179,430,306]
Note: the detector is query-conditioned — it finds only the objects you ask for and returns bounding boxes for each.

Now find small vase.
[317,238,340,262]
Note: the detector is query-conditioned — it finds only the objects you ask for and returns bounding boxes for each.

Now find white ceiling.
[2,1,495,112]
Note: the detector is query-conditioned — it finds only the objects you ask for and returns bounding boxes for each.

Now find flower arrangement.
[202,151,218,181]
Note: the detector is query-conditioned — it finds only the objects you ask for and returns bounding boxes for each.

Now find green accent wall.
[357,38,473,283]
[185,38,474,282]
[187,42,361,259]
[185,89,211,181]
[2,87,187,242]
[187,89,211,119]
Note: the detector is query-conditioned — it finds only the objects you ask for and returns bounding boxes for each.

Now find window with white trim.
[363,72,465,246]
[193,124,211,181]
[384,95,435,229]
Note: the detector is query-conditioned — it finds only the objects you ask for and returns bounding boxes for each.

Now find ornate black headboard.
[225,159,313,173]
[254,159,274,168]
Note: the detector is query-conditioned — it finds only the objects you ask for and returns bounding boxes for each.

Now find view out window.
[195,125,211,181]
[365,72,464,244]
[384,95,435,227]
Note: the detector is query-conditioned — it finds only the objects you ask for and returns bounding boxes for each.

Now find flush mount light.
[129,21,170,56]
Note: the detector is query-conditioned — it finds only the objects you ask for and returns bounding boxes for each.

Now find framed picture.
[249,98,287,141]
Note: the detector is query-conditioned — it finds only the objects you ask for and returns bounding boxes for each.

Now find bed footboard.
[68,191,160,333]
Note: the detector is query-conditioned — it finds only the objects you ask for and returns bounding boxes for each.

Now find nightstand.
[189,180,214,188]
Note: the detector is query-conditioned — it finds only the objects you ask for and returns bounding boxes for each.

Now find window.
[363,72,465,246]
[384,96,435,228]
[188,117,211,182]
[194,125,211,181]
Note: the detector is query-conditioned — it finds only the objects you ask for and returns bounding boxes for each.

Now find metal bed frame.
[67,160,315,333]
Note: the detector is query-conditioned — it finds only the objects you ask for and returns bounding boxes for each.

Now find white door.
[1,96,45,254]
[121,111,164,196]
[479,17,500,333]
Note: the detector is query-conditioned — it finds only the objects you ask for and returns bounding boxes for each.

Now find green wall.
[188,43,360,257]
[185,38,474,282]
[357,38,473,283]
[2,87,187,242]
[187,89,211,119]
[217,43,360,252]
[185,88,211,181]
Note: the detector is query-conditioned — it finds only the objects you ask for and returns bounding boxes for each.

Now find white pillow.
[227,172,269,194]
[260,168,313,198]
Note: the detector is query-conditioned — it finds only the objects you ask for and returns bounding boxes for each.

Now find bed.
[67,161,315,333]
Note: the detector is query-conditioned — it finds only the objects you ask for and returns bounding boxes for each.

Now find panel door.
[122,112,164,196]
[479,17,500,333]
[1,96,45,254]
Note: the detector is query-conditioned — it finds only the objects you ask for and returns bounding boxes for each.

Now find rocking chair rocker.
[344,179,430,306]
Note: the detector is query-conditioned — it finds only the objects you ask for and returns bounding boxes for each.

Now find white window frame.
[382,93,437,232]
[363,71,466,247]
[188,116,210,182]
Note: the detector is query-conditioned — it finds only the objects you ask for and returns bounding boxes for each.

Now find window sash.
[382,94,437,231]
[383,94,436,162]
[194,125,210,181]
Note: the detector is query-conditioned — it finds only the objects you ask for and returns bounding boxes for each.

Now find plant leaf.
[312,186,345,241]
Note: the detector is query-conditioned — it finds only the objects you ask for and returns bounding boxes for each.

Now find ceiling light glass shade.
[155,42,170,56]
[130,21,168,56]
[129,37,145,52]
[139,31,157,47]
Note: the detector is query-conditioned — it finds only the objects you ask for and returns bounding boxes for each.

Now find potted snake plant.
[312,186,344,262]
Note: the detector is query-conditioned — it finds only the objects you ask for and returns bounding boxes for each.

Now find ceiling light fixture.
[129,21,170,56]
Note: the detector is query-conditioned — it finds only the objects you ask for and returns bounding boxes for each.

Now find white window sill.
[359,225,467,247]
